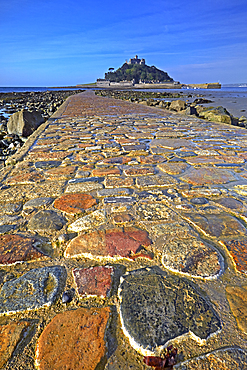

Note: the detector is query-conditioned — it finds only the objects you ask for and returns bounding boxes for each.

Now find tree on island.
[105,62,173,84]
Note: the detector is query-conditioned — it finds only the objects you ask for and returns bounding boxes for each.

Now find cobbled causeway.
[0,91,247,369]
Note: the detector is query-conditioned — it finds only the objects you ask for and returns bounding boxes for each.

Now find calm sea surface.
[0,86,247,96]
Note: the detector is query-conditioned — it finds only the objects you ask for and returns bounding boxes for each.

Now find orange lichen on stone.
[220,239,247,274]
[226,285,247,333]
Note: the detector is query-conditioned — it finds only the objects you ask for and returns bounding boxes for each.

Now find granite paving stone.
[73,266,114,297]
[35,161,62,170]
[0,225,17,234]
[0,266,65,315]
[0,321,31,368]
[0,234,45,265]
[44,165,77,180]
[136,174,179,188]
[67,209,106,232]
[160,237,223,278]
[104,176,135,188]
[65,227,152,260]
[35,307,110,370]
[28,210,66,231]
[219,239,247,273]
[54,193,96,214]
[179,167,236,185]
[65,180,104,193]
[136,202,177,221]
[183,212,247,238]
[157,162,189,174]
[104,196,136,204]
[97,187,132,197]
[23,197,53,210]
[91,167,121,176]
[225,285,247,333]
[175,348,247,369]
[118,267,221,355]
[0,202,22,215]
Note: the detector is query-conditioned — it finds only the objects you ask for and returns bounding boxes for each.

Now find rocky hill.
[105,62,174,84]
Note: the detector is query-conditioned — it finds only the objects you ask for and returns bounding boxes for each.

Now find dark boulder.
[7,109,45,137]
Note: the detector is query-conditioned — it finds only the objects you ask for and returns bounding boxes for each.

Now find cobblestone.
[1,91,247,368]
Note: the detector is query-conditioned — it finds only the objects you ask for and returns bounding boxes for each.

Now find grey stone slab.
[0,202,22,215]
[23,197,53,209]
[175,347,247,370]
[136,175,179,188]
[97,188,132,197]
[104,197,136,204]
[35,161,62,169]
[28,210,66,231]
[118,267,221,355]
[0,215,22,226]
[68,176,103,184]
[0,225,17,234]
[0,266,65,315]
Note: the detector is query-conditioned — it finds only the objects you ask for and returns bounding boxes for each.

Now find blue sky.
[0,0,247,86]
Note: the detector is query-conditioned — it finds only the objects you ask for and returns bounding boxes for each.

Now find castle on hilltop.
[127,55,145,65]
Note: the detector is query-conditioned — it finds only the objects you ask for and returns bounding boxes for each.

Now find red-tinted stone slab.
[0,321,30,368]
[54,193,96,214]
[35,307,110,370]
[65,227,152,259]
[44,165,77,180]
[28,151,69,161]
[6,171,44,185]
[0,234,44,265]
[180,167,236,185]
[138,155,166,164]
[184,213,247,239]
[73,266,113,297]
[92,168,121,176]
[158,162,188,175]
[124,167,156,176]
[220,239,247,274]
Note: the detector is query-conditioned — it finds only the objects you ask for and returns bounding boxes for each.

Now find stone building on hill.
[127,55,145,65]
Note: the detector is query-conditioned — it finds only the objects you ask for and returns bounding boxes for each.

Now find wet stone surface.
[54,192,96,214]
[226,285,247,333]
[0,321,31,368]
[175,347,247,370]
[28,210,66,231]
[160,237,223,278]
[0,234,45,265]
[220,239,247,273]
[35,307,110,370]
[1,91,247,368]
[118,267,221,355]
[73,266,114,297]
[0,266,64,315]
[65,227,152,259]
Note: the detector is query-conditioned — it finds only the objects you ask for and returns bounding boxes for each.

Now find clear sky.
[1,0,247,86]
